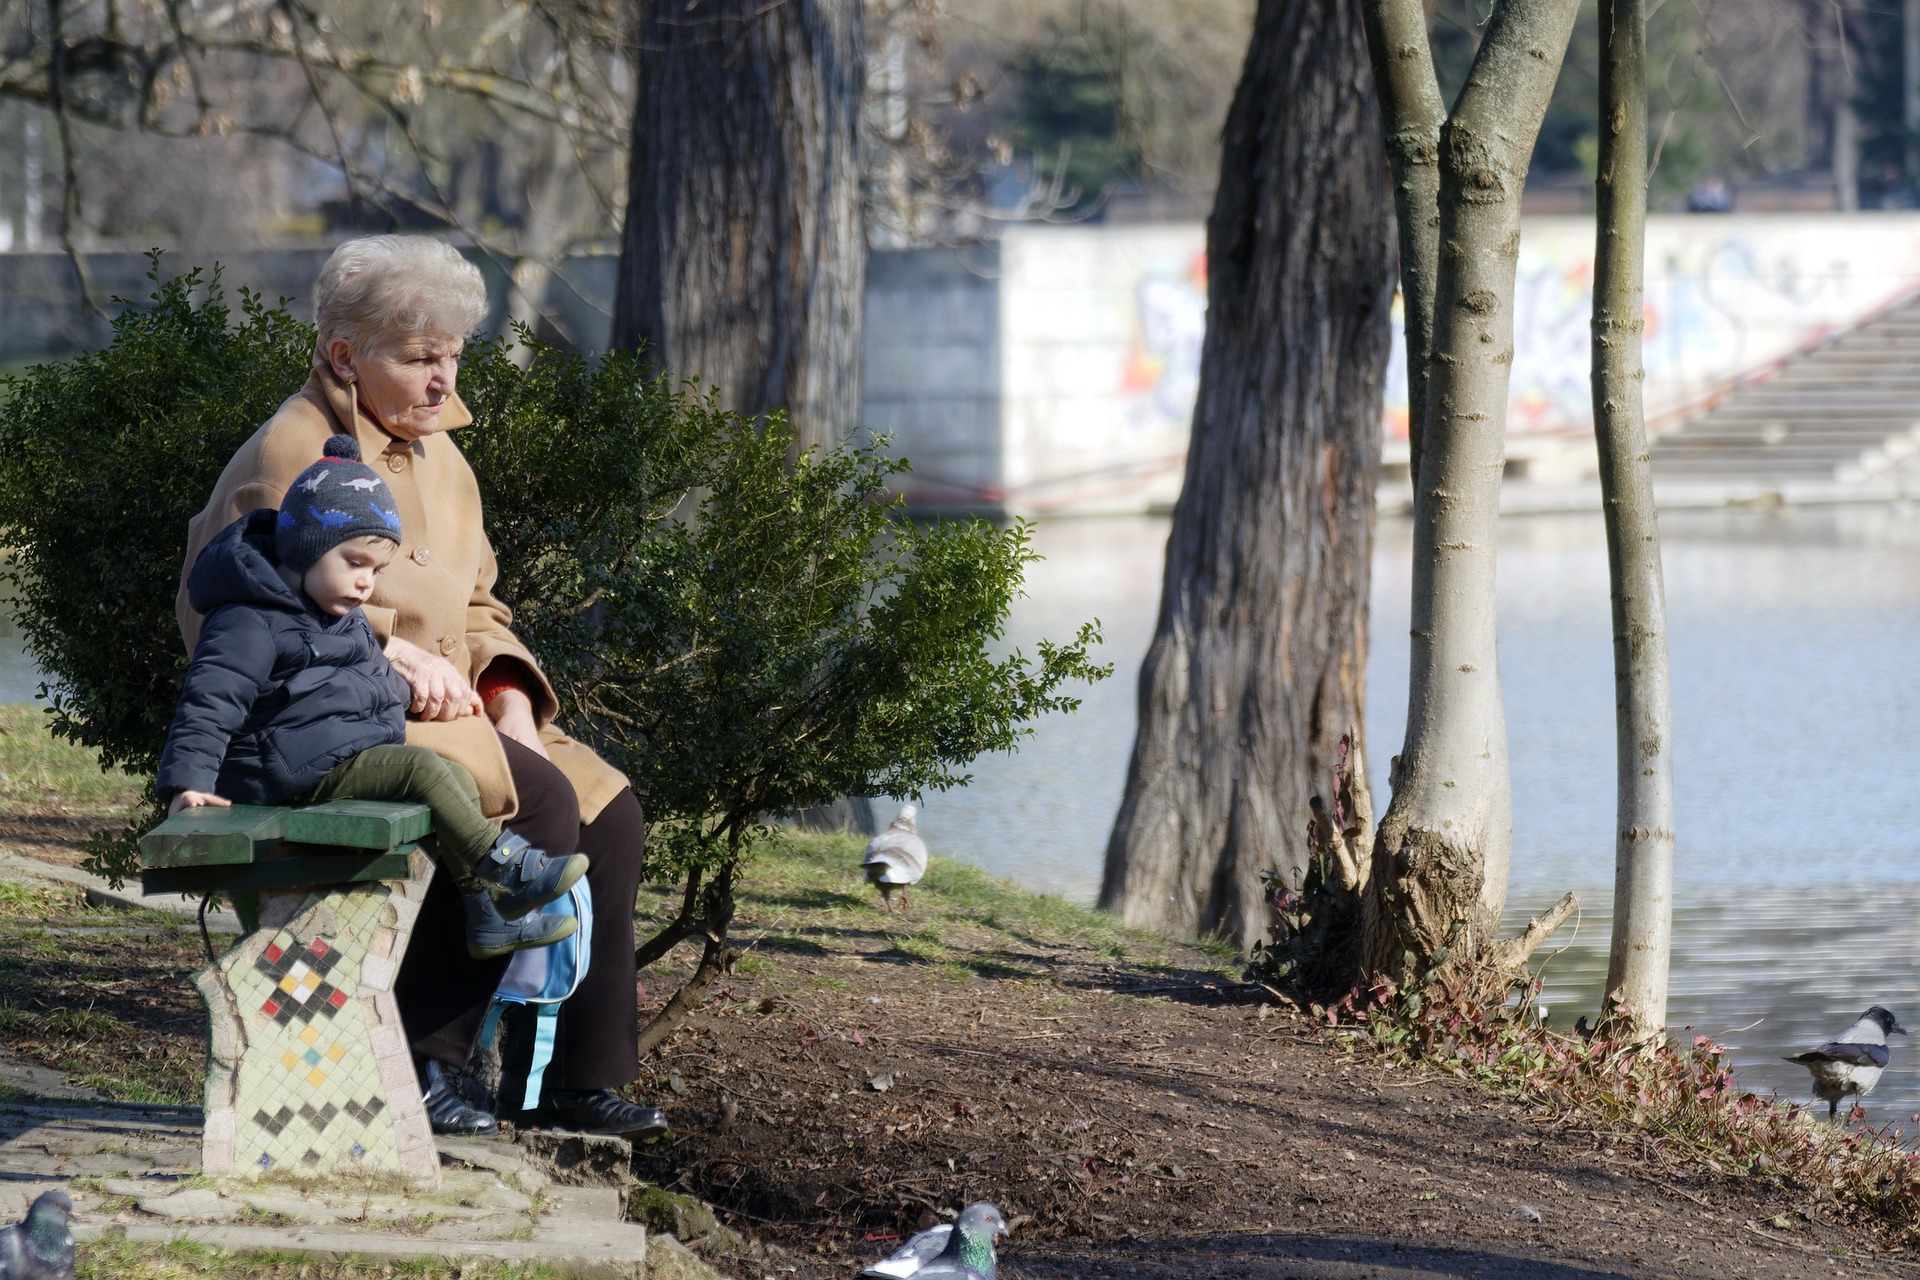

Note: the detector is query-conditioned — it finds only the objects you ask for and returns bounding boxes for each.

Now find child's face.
[302,536,397,616]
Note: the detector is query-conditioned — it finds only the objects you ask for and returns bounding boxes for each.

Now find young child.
[158,434,588,959]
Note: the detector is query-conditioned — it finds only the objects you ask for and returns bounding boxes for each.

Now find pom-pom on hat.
[275,433,403,572]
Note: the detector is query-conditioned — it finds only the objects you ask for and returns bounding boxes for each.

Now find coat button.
[411,547,430,565]
[438,636,458,656]
[387,453,407,473]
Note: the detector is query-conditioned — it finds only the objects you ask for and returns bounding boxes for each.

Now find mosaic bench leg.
[194,848,441,1189]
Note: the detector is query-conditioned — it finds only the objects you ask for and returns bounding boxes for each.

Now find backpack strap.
[521,1004,562,1112]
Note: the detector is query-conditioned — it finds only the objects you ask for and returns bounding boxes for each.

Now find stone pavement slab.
[0,1083,697,1278]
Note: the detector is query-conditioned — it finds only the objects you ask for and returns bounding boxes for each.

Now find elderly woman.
[176,235,662,1139]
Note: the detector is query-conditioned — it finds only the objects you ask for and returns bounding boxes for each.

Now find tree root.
[1489,890,1578,974]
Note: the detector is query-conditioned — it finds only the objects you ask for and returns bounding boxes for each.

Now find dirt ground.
[632,917,1915,1278]
[0,813,113,867]
[0,830,1910,1279]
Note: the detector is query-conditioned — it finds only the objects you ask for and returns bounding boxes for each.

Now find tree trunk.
[612,0,865,455]
[1363,0,1581,980]
[1098,0,1394,949]
[1359,0,1444,495]
[503,143,584,360]
[1594,0,1676,1037]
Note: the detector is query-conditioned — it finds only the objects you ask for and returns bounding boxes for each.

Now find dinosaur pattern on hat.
[275,434,403,572]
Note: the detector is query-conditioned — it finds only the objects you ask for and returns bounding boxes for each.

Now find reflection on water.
[0,589,40,704]
[1527,884,1920,1119]
[923,504,1920,1117]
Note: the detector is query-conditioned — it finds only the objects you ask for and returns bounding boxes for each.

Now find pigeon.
[857,1202,1008,1279]
[857,1223,951,1278]
[0,1189,76,1280]
[861,804,928,912]
[1785,1005,1906,1121]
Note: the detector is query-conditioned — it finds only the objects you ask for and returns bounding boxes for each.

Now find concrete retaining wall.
[12,213,1920,514]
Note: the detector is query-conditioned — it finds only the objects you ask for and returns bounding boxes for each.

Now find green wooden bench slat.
[142,846,418,896]
[282,800,431,851]
[139,805,289,868]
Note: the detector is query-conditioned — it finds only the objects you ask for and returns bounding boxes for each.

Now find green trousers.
[308,745,499,893]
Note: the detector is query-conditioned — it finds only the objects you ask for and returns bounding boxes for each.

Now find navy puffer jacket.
[157,509,409,805]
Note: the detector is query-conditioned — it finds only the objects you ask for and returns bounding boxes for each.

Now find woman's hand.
[486,686,551,761]
[384,635,484,721]
[168,791,231,817]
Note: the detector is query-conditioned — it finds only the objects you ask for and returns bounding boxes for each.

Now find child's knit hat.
[275,433,403,571]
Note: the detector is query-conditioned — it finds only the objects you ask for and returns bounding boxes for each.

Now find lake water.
[5,507,1920,1116]
[920,505,1920,1120]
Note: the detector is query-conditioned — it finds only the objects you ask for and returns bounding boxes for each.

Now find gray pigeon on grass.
[861,804,928,912]
[1786,1005,1905,1121]
[857,1202,1007,1279]
[0,1190,75,1280]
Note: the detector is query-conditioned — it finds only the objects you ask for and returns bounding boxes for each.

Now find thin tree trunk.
[503,145,582,361]
[635,857,739,1058]
[1364,0,1581,979]
[1099,0,1393,949]
[1359,0,1444,495]
[612,0,865,454]
[1594,0,1676,1036]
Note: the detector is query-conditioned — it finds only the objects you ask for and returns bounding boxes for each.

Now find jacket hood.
[187,509,309,616]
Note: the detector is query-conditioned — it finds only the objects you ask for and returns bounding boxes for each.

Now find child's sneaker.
[461,889,578,959]
[472,832,589,920]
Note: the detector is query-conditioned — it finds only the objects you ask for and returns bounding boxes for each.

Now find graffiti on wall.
[1119,247,1208,434]
[976,216,1920,512]
[1088,218,1920,444]
[1384,218,1920,437]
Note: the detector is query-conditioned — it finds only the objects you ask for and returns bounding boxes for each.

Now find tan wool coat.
[176,362,629,824]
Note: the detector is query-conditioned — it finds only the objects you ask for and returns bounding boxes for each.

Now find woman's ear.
[326,338,358,384]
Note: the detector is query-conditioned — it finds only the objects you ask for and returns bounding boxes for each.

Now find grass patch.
[77,1234,576,1279]
[653,828,1237,990]
[0,703,143,813]
[0,878,84,919]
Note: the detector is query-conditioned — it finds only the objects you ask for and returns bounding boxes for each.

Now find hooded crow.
[1786,1005,1906,1121]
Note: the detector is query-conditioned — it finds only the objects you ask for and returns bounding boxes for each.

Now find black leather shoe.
[420,1058,499,1136]
[546,1088,669,1139]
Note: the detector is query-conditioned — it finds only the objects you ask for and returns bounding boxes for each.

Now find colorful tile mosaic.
[194,849,440,1188]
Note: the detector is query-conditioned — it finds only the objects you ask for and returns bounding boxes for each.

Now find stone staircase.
[1651,290,1920,489]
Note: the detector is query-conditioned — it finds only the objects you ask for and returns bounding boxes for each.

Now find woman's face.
[329,332,462,440]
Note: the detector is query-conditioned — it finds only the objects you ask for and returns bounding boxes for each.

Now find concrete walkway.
[0,1081,693,1278]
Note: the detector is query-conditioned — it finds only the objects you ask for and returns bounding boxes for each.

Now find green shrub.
[0,263,1107,1044]
[0,262,313,872]
[455,334,1108,1046]
[456,335,1107,872]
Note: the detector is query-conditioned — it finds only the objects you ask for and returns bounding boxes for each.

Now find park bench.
[140,800,443,1189]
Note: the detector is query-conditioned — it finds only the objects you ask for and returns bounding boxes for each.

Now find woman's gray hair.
[313,235,490,356]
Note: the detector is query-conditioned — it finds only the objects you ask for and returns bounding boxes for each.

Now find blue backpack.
[478,878,593,1111]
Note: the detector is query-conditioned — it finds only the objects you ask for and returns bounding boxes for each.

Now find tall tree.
[1363,0,1443,499]
[0,0,630,329]
[612,0,866,455]
[1593,0,1676,1036]
[1359,0,1581,981]
[1098,0,1394,947]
